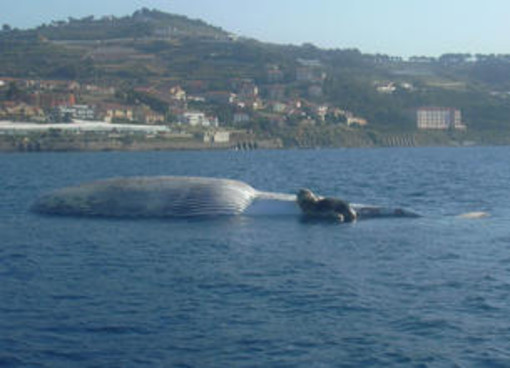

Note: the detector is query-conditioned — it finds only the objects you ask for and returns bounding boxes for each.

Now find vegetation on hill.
[34,8,228,40]
[0,32,96,79]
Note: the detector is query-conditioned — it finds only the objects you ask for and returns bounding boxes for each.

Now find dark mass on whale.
[297,188,357,222]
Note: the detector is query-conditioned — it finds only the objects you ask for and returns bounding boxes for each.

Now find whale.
[32,176,421,219]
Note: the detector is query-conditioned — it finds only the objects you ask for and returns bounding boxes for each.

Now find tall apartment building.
[417,107,466,130]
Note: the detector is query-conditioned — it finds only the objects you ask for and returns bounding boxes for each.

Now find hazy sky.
[1,0,509,57]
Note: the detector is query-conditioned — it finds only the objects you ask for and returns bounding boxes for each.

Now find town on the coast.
[1,8,509,152]
[0,62,373,151]
[0,67,470,151]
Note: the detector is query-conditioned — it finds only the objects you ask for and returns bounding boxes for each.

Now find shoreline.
[0,134,502,153]
[1,121,509,153]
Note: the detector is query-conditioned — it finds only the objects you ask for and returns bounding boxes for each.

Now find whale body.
[32,176,299,218]
[32,176,419,219]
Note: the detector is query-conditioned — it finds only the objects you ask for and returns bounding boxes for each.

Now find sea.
[1,146,510,368]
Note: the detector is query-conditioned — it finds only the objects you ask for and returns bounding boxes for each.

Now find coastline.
[1,121,508,153]
[0,132,283,153]
[0,133,497,153]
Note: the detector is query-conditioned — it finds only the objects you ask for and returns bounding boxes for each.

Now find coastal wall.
[1,128,508,153]
[0,135,283,152]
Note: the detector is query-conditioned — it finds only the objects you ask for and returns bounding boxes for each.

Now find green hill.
[36,8,228,40]
[1,8,510,141]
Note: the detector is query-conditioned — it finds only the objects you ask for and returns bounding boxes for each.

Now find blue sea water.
[1,147,510,367]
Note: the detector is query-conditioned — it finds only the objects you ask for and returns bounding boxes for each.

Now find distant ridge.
[35,8,229,41]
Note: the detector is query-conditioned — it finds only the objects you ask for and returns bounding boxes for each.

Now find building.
[347,116,368,127]
[85,84,116,96]
[417,107,466,130]
[30,92,76,108]
[169,86,187,101]
[233,112,250,124]
[315,105,329,121]
[271,102,288,114]
[0,102,45,121]
[202,130,230,143]
[376,82,397,94]
[179,111,218,127]
[102,104,134,123]
[236,80,259,100]
[0,120,170,135]
[133,106,165,124]
[56,105,96,121]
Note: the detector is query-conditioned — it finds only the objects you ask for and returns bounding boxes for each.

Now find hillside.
[36,8,228,40]
[1,8,510,147]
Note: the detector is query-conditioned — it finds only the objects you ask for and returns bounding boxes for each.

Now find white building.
[202,131,230,143]
[0,120,170,135]
[417,107,466,130]
[57,105,96,121]
[347,116,368,127]
[179,111,218,127]
[376,82,397,94]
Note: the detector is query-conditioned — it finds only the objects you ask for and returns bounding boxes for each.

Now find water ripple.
[3,147,510,367]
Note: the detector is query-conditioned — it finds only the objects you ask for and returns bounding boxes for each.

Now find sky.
[1,0,509,57]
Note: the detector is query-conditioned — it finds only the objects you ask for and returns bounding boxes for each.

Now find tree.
[6,82,22,101]
[2,24,11,32]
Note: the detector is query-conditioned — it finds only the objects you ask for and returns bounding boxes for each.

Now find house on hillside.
[30,92,76,108]
[347,116,368,127]
[315,105,329,121]
[85,84,116,96]
[271,101,288,114]
[179,111,218,127]
[233,79,259,100]
[169,86,187,101]
[0,102,45,121]
[375,82,397,94]
[102,104,134,123]
[345,111,368,127]
[134,105,165,124]
[55,104,96,121]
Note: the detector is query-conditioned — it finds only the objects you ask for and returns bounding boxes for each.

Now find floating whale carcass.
[32,176,299,218]
[32,176,420,219]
